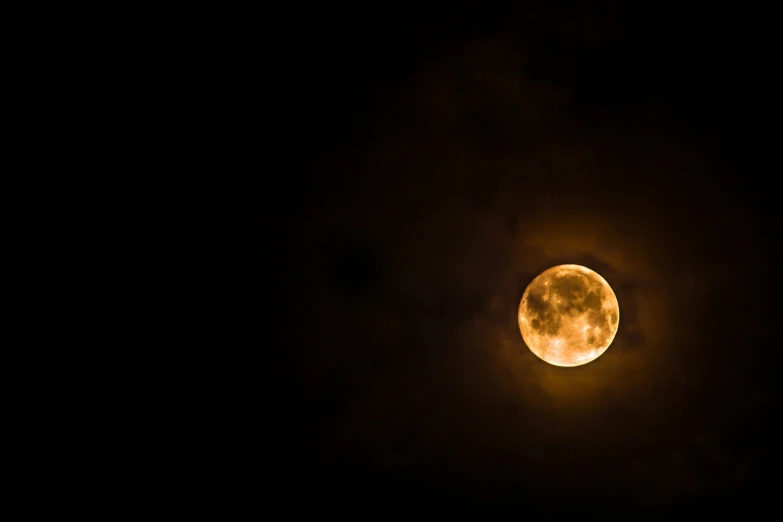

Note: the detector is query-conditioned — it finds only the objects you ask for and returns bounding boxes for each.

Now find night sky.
[258,2,781,517]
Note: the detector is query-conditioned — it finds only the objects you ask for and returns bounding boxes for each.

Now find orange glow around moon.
[518,264,620,367]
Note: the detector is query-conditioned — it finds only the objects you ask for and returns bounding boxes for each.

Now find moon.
[518,264,620,367]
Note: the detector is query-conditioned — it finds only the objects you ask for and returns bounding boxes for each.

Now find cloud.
[268,28,777,514]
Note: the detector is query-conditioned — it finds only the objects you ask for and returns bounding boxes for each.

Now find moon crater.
[518,264,619,367]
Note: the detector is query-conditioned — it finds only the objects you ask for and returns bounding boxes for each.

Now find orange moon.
[518,264,620,367]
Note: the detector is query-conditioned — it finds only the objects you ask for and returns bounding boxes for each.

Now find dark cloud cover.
[258,2,782,517]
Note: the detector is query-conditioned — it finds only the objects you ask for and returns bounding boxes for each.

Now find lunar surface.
[518,264,619,367]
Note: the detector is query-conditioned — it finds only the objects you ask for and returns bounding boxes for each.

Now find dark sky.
[258,2,781,517]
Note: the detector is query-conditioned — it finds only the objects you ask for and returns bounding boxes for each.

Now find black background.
[258,2,781,517]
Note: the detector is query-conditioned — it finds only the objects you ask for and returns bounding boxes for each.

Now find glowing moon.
[518,264,619,367]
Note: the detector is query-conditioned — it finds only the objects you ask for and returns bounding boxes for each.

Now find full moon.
[518,264,620,367]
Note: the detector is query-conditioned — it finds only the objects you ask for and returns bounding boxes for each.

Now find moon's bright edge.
[518,264,619,367]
